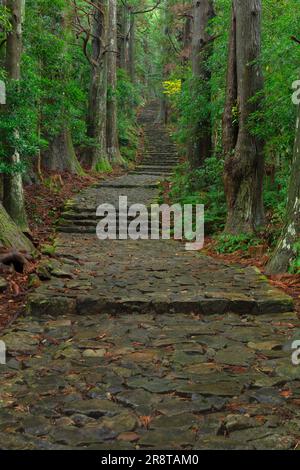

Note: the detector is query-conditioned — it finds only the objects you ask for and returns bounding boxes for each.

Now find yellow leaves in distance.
[163,79,182,96]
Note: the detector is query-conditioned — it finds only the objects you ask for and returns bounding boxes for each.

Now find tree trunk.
[120,4,130,72]
[266,105,300,274]
[3,0,29,233]
[106,0,123,165]
[0,202,33,252]
[43,129,83,174]
[43,7,83,174]
[159,11,171,125]
[86,0,110,171]
[181,12,192,65]
[222,4,238,156]
[223,0,265,234]
[128,12,135,82]
[188,0,214,169]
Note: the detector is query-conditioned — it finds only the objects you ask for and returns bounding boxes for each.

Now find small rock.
[82,349,106,358]
[36,264,52,281]
[55,417,74,427]
[117,432,140,442]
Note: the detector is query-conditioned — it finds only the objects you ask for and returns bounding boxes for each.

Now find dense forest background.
[0,0,299,280]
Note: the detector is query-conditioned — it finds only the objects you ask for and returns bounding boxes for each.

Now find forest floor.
[0,104,300,450]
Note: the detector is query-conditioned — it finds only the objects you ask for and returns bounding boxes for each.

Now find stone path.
[0,104,300,450]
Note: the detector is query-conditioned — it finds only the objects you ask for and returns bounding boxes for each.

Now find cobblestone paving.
[27,236,293,316]
[1,311,300,449]
[0,105,298,450]
[27,105,292,316]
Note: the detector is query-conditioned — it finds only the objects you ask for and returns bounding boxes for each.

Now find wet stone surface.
[28,104,292,315]
[27,236,293,316]
[0,105,298,450]
[1,311,300,450]
[28,111,292,315]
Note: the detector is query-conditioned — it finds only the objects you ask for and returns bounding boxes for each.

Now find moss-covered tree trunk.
[43,6,83,175]
[43,128,83,174]
[106,0,123,165]
[222,4,238,156]
[3,0,29,232]
[223,0,265,234]
[86,0,110,171]
[120,4,130,72]
[159,6,171,125]
[266,104,300,274]
[128,12,135,83]
[0,202,33,252]
[187,0,214,169]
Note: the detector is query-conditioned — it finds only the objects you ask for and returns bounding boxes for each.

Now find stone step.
[57,226,96,234]
[129,175,173,179]
[137,165,176,171]
[142,161,179,165]
[59,213,178,228]
[29,295,294,316]
[142,156,180,161]
[144,151,177,155]
[140,161,177,165]
[142,157,180,163]
[130,171,173,176]
[143,154,178,158]
[62,210,161,221]
[145,148,176,152]
[141,162,179,167]
[27,102,295,321]
[60,214,166,224]
[57,225,167,235]
[27,239,294,317]
[58,212,179,233]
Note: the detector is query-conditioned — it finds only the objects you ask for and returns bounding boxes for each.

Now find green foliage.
[215,233,262,255]
[0,4,11,40]
[0,0,90,176]
[155,0,299,267]
[117,69,141,161]
[0,75,42,173]
[289,242,300,274]
[95,159,112,173]
[171,73,211,147]
[169,157,226,233]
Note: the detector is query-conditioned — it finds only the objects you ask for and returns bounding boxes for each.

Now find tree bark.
[106,0,123,165]
[0,202,33,252]
[181,12,192,65]
[188,0,214,169]
[128,12,135,83]
[159,8,171,125]
[86,0,110,170]
[120,4,130,72]
[222,4,238,156]
[3,0,29,232]
[266,105,300,274]
[223,0,265,234]
[43,129,83,174]
[43,7,83,174]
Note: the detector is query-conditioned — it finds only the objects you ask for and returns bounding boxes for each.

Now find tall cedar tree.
[3,0,29,232]
[188,0,214,169]
[87,0,110,170]
[266,100,300,273]
[223,0,265,234]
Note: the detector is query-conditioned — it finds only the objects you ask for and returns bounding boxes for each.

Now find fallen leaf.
[139,415,152,429]
[280,389,293,398]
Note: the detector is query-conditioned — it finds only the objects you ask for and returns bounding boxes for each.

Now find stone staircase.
[27,102,293,317]
[57,103,180,234]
